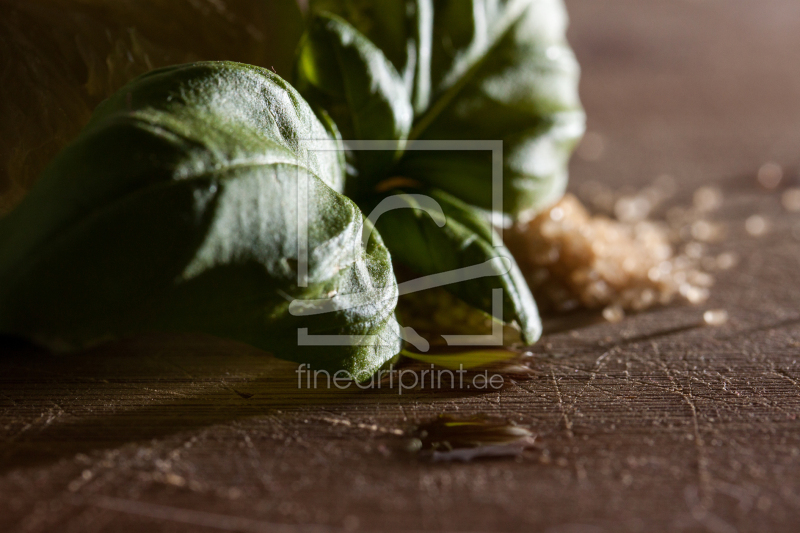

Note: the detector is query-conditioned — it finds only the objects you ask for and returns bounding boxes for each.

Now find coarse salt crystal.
[745,215,767,236]
[703,309,728,326]
[602,305,625,323]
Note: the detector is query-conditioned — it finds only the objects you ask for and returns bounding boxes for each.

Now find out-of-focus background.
[2,1,800,532]
[569,0,800,193]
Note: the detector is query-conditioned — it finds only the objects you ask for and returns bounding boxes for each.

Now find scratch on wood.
[550,368,574,439]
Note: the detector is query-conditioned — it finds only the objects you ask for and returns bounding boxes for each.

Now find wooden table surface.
[3,1,800,531]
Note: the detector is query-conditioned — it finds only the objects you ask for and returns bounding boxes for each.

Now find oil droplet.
[410,415,535,462]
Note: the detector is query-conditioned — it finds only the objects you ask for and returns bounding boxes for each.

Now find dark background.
[2,1,800,531]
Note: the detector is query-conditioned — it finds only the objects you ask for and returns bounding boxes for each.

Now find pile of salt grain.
[508,184,735,321]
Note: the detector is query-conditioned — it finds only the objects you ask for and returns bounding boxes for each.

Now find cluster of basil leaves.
[0,0,583,381]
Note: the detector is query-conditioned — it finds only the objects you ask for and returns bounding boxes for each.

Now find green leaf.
[0,62,401,381]
[308,0,433,112]
[307,0,584,217]
[294,12,413,191]
[367,188,541,344]
[406,0,584,217]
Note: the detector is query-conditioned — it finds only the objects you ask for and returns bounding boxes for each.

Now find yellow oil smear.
[409,414,535,462]
[400,347,520,370]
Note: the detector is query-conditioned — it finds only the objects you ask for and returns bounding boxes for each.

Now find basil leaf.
[0,62,401,380]
[407,0,585,217]
[307,0,584,217]
[307,0,433,112]
[368,188,541,344]
[295,13,413,192]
